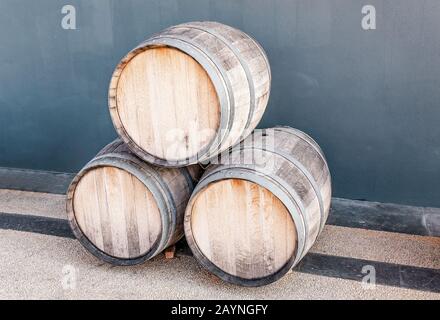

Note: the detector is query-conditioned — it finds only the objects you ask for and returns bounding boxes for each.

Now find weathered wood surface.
[72,166,161,259]
[116,47,220,161]
[185,126,331,286]
[191,179,297,280]
[164,245,176,259]
[109,21,271,167]
[66,139,203,265]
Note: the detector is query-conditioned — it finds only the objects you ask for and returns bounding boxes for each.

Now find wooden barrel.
[109,21,271,167]
[66,139,203,265]
[184,126,331,286]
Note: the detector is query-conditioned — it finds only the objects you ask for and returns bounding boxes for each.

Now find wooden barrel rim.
[185,171,305,286]
[169,22,272,149]
[92,154,179,251]
[179,21,272,91]
[147,35,236,161]
[109,35,233,166]
[67,160,166,264]
[232,143,326,232]
[190,179,297,281]
[66,157,171,265]
[197,166,308,256]
[185,174,301,286]
[182,21,273,128]
[172,23,257,131]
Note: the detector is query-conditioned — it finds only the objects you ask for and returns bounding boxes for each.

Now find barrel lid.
[189,178,297,281]
[114,46,221,163]
[70,166,162,261]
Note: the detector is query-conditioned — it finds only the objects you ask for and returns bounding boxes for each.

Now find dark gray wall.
[0,0,439,207]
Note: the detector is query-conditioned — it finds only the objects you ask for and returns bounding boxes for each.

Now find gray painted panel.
[0,0,439,207]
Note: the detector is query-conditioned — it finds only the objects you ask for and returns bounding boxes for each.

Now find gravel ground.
[0,229,438,300]
[0,188,438,299]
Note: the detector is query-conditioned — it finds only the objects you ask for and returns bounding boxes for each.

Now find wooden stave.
[227,149,322,252]
[257,128,330,230]
[274,126,329,170]
[108,21,271,167]
[184,127,331,285]
[272,127,332,227]
[176,21,269,136]
[151,22,271,159]
[217,151,322,255]
[67,140,200,265]
[148,33,235,163]
[227,127,331,233]
[232,128,331,249]
[191,163,308,259]
[187,21,271,138]
[214,127,331,250]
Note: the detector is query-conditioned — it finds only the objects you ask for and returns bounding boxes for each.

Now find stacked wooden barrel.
[184,127,331,286]
[67,21,331,286]
[67,140,202,265]
[108,21,271,167]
